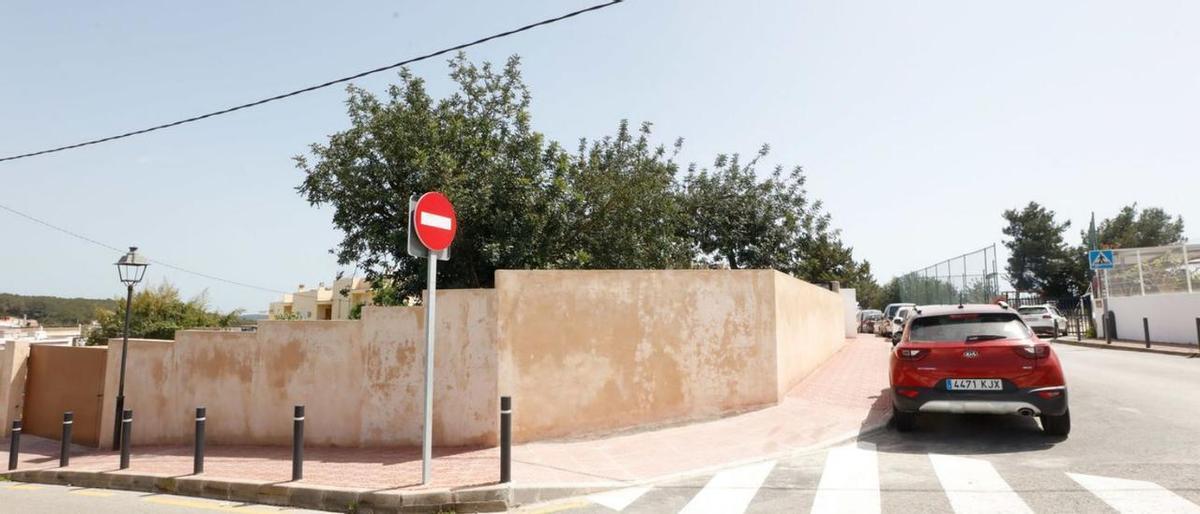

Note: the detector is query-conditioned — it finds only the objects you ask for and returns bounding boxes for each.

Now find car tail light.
[897,348,929,361]
[1013,345,1050,359]
[1036,390,1063,399]
[895,387,920,398]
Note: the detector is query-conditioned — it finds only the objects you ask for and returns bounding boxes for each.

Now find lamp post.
[111,246,148,450]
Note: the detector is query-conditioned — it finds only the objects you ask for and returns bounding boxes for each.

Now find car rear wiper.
[965,334,1007,342]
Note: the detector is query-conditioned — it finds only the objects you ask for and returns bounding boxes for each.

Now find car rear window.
[908,313,1031,342]
[1017,307,1047,315]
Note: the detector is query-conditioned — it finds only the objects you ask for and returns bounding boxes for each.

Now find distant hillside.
[0,293,114,326]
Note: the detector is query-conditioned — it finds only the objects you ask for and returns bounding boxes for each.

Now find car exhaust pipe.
[1018,408,1036,417]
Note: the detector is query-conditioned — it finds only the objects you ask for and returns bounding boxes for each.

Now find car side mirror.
[894,317,903,324]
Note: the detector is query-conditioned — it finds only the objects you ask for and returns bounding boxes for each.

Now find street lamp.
[111,246,148,450]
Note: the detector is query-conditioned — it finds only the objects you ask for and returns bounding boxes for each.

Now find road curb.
[511,414,892,507]
[1051,339,1199,358]
[0,468,509,513]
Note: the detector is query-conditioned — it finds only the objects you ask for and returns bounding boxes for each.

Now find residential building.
[268,276,372,320]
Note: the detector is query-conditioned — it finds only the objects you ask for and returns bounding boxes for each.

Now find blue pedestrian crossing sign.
[1089,250,1114,270]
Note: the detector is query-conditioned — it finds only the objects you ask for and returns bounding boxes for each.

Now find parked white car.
[880,302,915,338]
[1017,304,1069,336]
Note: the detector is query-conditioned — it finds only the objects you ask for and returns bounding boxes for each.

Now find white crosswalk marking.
[929,454,1033,514]
[678,460,776,514]
[588,486,652,511]
[1067,472,1200,514]
[811,442,881,514]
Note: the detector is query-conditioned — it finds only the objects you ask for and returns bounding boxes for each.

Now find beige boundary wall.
[97,289,498,448]
[81,270,843,448]
[1,340,32,438]
[497,270,845,442]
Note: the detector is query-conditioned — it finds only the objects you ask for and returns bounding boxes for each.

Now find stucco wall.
[98,289,497,448]
[774,273,848,398]
[0,341,31,438]
[1097,293,1200,344]
[497,270,837,443]
[23,345,107,446]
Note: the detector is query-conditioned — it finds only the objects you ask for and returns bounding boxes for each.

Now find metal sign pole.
[422,252,437,485]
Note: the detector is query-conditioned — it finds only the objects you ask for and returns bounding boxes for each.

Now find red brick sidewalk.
[1,336,891,492]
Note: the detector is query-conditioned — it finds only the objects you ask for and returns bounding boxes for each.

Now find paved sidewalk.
[1,336,891,503]
[1050,336,1200,357]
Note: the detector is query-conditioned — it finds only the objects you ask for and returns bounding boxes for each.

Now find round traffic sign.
[413,192,457,252]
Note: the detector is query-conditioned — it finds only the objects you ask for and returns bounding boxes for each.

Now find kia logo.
[963,350,979,358]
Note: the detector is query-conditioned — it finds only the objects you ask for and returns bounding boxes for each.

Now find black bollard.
[500,396,512,483]
[8,420,21,471]
[194,407,206,475]
[60,412,73,467]
[1195,318,1199,352]
[1143,317,1151,349]
[119,410,132,470]
[1106,312,1114,344]
[1053,320,1059,341]
[292,406,304,481]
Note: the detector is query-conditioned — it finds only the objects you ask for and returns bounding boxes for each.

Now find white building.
[1092,242,1200,344]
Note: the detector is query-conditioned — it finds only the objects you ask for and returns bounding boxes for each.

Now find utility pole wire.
[0,201,303,297]
[0,0,624,163]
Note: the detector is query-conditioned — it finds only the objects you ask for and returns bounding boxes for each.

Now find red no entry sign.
[412,192,457,252]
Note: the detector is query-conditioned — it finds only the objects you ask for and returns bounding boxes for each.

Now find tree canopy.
[1094,204,1185,249]
[0,293,109,326]
[1002,202,1079,298]
[297,54,874,302]
[85,282,242,345]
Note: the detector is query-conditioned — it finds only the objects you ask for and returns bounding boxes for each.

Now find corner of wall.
[0,341,31,439]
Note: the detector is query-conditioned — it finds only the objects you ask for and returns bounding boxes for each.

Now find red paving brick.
[1,336,890,490]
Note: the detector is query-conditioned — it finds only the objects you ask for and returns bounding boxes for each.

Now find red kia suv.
[889,304,1070,436]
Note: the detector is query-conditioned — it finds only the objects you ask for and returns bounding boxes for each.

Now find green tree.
[297,54,567,303]
[552,121,694,269]
[680,145,869,285]
[1095,204,1185,248]
[1002,202,1079,298]
[298,54,872,300]
[86,282,242,345]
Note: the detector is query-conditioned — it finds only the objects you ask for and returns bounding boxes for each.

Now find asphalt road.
[0,481,325,513]
[519,340,1200,513]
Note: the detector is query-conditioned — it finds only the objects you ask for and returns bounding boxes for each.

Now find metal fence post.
[60,412,73,467]
[119,410,132,470]
[500,396,512,483]
[292,406,304,481]
[8,420,20,470]
[194,407,206,475]
[1143,317,1151,349]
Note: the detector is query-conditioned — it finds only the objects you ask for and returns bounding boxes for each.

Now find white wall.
[840,288,858,338]
[1095,292,1200,345]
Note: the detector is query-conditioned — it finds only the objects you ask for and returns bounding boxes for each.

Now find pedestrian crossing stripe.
[1067,472,1200,514]
[678,460,776,514]
[811,443,880,514]
[577,448,1200,514]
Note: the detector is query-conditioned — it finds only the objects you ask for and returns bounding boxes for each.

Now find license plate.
[947,378,1003,391]
[1023,316,1040,322]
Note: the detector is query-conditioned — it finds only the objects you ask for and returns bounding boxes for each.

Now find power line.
[0,1,624,163]
[0,200,297,296]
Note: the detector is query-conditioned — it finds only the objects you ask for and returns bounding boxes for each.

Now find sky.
[2,0,1197,312]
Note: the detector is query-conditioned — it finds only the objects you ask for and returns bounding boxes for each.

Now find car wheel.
[893,405,917,432]
[1041,409,1071,436]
